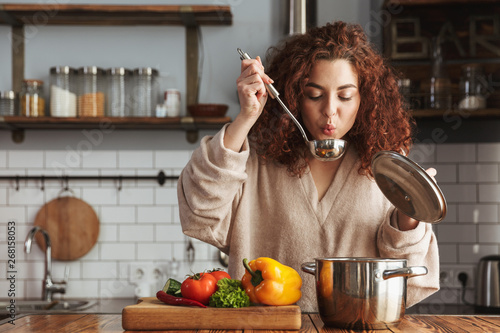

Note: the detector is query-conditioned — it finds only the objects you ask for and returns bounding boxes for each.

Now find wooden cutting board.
[122,297,302,330]
[34,196,99,261]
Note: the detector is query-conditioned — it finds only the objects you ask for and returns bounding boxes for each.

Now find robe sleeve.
[177,124,250,252]
[377,210,440,307]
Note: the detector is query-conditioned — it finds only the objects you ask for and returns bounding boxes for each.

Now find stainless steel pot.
[301,258,428,330]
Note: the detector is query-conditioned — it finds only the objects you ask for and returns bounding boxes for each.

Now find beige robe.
[178,125,439,312]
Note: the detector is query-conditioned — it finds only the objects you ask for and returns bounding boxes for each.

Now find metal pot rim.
[313,257,407,263]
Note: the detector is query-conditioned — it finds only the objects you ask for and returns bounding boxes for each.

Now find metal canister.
[0,91,17,116]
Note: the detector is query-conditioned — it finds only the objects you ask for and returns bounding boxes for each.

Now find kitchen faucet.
[24,226,68,302]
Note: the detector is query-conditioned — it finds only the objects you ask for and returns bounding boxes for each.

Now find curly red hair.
[248,21,414,177]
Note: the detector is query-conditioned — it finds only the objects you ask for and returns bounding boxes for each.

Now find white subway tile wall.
[411,142,500,306]
[1,143,500,305]
[0,149,220,300]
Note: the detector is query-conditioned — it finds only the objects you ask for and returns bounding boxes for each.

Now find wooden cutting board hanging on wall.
[34,196,99,261]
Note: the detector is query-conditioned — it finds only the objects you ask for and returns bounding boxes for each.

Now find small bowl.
[187,104,228,117]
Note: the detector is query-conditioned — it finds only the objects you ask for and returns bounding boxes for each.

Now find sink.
[0,299,97,313]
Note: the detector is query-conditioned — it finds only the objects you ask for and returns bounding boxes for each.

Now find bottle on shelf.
[425,37,452,110]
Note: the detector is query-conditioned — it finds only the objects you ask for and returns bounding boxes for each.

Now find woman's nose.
[322,97,337,117]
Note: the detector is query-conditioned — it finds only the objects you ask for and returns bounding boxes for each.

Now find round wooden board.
[34,196,99,261]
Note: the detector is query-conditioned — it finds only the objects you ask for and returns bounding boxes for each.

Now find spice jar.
[77,66,105,117]
[50,66,77,117]
[132,67,159,117]
[107,67,132,117]
[20,79,45,117]
[0,91,17,116]
[458,64,487,110]
[164,89,181,117]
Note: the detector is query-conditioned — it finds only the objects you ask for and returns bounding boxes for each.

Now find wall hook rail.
[0,171,177,187]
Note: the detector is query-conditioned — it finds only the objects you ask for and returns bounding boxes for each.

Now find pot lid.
[371,151,447,224]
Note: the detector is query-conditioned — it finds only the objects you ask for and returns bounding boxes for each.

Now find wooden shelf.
[0,116,231,143]
[412,108,500,118]
[0,116,230,129]
[0,4,232,26]
[384,0,499,6]
[0,4,233,102]
[0,4,233,143]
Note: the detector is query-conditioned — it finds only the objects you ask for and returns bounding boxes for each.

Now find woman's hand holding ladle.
[224,56,274,153]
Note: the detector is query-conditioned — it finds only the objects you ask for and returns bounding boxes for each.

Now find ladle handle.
[237,48,279,99]
[236,48,310,143]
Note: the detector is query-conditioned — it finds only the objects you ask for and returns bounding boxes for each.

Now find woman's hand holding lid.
[396,167,438,231]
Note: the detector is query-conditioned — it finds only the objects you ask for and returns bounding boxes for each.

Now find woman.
[177,21,439,312]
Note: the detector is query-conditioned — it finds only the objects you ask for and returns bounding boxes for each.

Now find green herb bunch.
[209,278,250,308]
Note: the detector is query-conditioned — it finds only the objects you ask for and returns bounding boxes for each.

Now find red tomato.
[209,269,231,281]
[181,273,217,305]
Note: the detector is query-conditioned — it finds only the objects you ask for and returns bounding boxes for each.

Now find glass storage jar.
[132,67,159,117]
[458,64,488,110]
[0,91,17,116]
[426,38,451,110]
[106,67,132,117]
[77,66,105,117]
[50,66,77,117]
[20,79,45,117]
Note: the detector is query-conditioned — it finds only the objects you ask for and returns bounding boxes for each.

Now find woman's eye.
[339,96,352,101]
[308,95,321,101]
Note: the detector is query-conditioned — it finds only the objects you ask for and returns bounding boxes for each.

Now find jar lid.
[462,63,484,70]
[106,67,132,76]
[23,79,44,86]
[78,66,105,75]
[0,91,16,99]
[133,67,159,76]
[50,66,76,74]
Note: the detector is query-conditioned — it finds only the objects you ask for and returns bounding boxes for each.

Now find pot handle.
[382,266,428,280]
[301,262,316,275]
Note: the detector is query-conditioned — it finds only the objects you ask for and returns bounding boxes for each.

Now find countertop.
[1,313,500,332]
[0,298,136,318]
[77,299,137,314]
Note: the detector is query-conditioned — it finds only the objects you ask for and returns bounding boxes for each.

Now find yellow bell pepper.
[319,261,333,298]
[241,257,302,306]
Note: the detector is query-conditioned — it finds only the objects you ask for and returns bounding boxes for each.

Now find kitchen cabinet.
[0,4,233,143]
[2,313,500,332]
[382,0,500,119]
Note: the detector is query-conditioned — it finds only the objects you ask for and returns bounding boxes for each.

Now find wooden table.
[2,313,500,332]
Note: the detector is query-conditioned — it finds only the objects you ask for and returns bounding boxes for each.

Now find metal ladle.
[237,48,347,161]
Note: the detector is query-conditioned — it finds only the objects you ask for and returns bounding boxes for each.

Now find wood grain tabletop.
[2,313,500,332]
